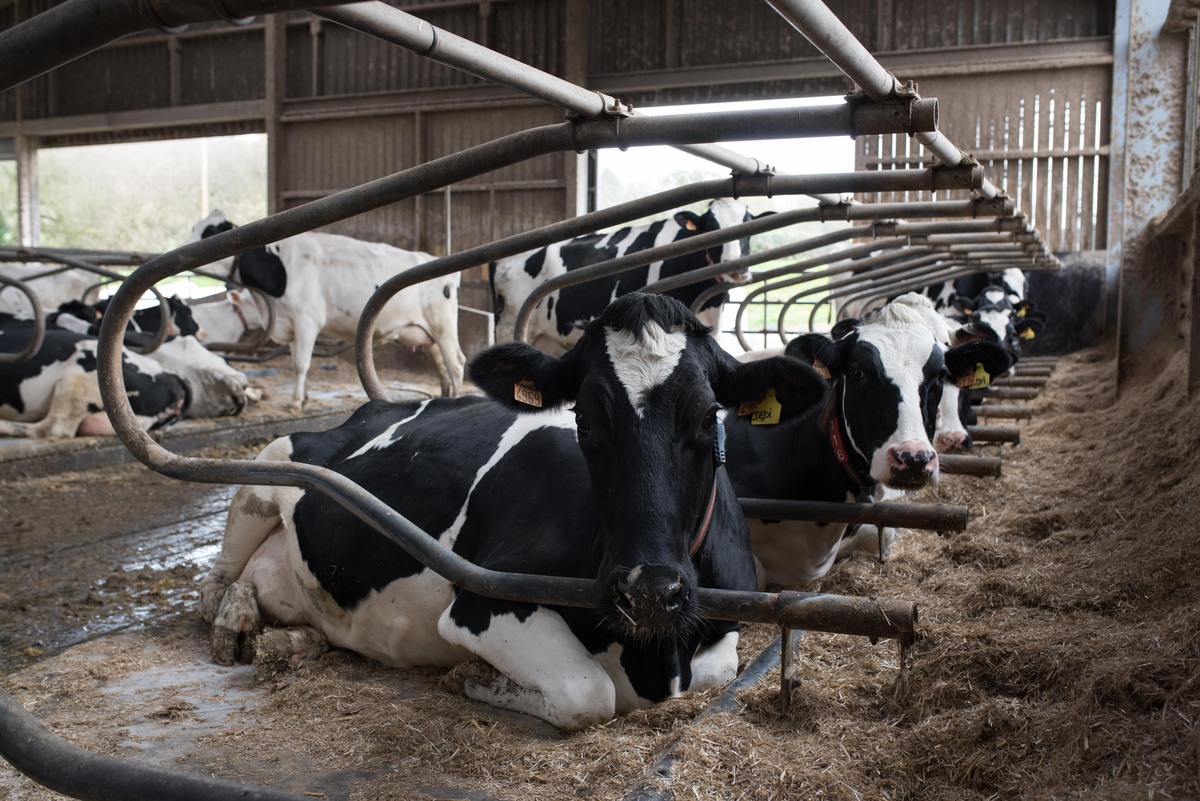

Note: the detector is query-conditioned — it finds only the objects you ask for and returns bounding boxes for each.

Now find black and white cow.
[199,293,824,730]
[724,298,1015,586]
[489,198,754,354]
[48,300,252,421]
[0,314,190,438]
[188,211,465,407]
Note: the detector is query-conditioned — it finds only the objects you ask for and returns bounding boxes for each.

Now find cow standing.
[725,298,1014,586]
[489,198,752,354]
[189,212,465,407]
[199,294,824,730]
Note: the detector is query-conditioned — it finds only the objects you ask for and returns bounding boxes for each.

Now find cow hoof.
[253,626,329,681]
[210,626,241,666]
[440,659,503,696]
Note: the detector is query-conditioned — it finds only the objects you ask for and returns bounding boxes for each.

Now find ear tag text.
[737,388,782,425]
[957,363,991,390]
[514,379,543,407]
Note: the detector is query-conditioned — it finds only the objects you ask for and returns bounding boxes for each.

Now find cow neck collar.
[816,377,876,498]
[689,415,727,557]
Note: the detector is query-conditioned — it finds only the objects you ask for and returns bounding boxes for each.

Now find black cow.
[724,297,1015,587]
[0,313,190,438]
[198,293,824,730]
[489,198,754,354]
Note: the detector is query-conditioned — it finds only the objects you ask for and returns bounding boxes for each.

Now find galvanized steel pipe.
[966,425,1021,444]
[939,453,1002,477]
[763,0,1000,200]
[739,498,968,531]
[0,275,45,364]
[0,0,362,91]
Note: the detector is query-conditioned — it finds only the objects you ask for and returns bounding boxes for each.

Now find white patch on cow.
[442,409,575,546]
[604,322,687,417]
[852,301,939,483]
[689,629,740,691]
[975,307,1012,344]
[707,197,750,269]
[1001,267,1026,301]
[149,335,248,418]
[889,293,968,451]
[439,605,618,730]
[345,399,434,461]
[750,518,848,586]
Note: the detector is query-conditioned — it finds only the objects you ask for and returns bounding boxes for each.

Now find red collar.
[689,477,719,556]
[817,379,872,491]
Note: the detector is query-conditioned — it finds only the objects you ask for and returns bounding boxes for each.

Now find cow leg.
[0,368,97,439]
[210,579,261,665]
[438,597,616,730]
[199,437,297,624]
[288,322,320,408]
[425,342,464,398]
[688,630,741,692]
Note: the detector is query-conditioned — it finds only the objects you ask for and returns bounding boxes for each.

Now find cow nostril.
[661,580,687,613]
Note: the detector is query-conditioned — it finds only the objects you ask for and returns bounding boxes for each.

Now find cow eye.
[702,407,718,432]
[850,367,865,382]
[575,411,591,434]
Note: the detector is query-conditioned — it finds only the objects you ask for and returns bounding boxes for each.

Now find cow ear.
[468,341,579,410]
[674,211,703,231]
[944,340,1015,387]
[714,354,826,414]
[829,318,859,340]
[783,333,842,378]
[950,321,999,344]
[1014,316,1045,339]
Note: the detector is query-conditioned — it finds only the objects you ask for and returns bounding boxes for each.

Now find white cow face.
[150,335,249,418]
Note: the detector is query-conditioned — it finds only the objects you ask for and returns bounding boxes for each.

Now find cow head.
[149,335,249,418]
[788,298,1013,489]
[471,293,823,633]
[673,198,753,283]
[888,293,1014,453]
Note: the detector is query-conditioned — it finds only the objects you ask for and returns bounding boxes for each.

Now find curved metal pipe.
[508,164,980,344]
[0,686,311,801]
[790,251,946,336]
[730,241,921,349]
[0,275,46,364]
[0,0,363,91]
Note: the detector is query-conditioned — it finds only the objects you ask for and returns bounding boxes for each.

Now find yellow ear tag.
[812,358,832,380]
[957,363,990,390]
[513,379,543,407]
[1020,328,1036,340]
[1017,307,1027,317]
[737,388,782,425]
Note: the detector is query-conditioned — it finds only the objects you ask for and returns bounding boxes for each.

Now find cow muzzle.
[885,442,939,488]
[608,564,691,632]
[935,430,969,453]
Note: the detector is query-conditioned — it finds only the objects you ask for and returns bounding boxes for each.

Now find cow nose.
[611,565,690,631]
[887,442,939,485]
[935,431,968,453]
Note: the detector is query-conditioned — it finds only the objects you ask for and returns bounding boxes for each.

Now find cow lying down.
[0,312,250,438]
[0,314,189,438]
[199,293,825,730]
